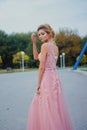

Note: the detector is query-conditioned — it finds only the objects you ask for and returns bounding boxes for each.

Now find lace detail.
[28,43,74,130]
[38,43,58,70]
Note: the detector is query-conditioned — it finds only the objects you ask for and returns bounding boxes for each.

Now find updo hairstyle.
[37,24,55,39]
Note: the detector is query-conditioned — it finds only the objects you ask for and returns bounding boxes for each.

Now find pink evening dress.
[27,42,74,130]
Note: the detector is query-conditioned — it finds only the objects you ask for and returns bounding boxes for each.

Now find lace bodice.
[38,43,58,70]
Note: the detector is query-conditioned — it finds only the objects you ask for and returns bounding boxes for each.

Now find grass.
[0,68,38,74]
[79,68,87,71]
[0,65,87,74]
[78,65,87,71]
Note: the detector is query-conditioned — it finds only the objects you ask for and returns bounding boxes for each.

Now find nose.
[39,35,42,40]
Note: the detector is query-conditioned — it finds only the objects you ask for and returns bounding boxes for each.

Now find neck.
[47,38,54,43]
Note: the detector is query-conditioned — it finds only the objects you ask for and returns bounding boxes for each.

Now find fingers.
[36,90,40,95]
[36,87,40,95]
[31,33,36,39]
[37,91,40,95]
[31,33,36,38]
[31,33,37,44]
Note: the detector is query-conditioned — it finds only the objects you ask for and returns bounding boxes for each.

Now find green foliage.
[55,28,82,66]
[12,51,29,68]
[0,28,87,68]
[13,51,29,63]
[13,51,29,64]
[0,31,31,68]
[0,56,2,64]
[76,54,87,65]
[81,55,87,64]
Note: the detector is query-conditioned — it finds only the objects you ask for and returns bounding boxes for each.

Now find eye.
[38,33,45,36]
[41,33,45,35]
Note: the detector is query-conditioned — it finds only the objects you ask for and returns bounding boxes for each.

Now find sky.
[0,0,87,37]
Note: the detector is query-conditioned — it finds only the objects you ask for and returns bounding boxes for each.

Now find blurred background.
[0,0,87,73]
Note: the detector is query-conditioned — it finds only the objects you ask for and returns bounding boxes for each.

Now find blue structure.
[73,42,87,70]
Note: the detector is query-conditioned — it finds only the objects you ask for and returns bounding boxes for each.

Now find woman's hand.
[36,86,40,95]
[31,33,38,60]
[31,33,37,44]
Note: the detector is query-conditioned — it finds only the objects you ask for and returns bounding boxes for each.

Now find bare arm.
[31,33,39,60]
[37,44,47,94]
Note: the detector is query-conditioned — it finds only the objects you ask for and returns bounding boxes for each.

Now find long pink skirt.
[27,70,74,130]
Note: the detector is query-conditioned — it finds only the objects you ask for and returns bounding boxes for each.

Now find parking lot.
[0,69,87,130]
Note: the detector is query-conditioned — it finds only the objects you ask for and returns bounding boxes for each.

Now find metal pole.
[62,52,65,68]
[21,51,24,72]
[73,42,87,70]
[60,55,62,68]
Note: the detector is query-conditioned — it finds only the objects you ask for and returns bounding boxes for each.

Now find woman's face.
[38,29,50,42]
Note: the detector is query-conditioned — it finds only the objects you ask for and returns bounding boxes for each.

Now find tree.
[13,51,29,68]
[0,32,30,68]
[25,33,42,68]
[0,56,2,68]
[80,54,87,65]
[55,29,81,66]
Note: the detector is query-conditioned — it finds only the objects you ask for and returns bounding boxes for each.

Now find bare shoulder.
[54,44,58,50]
[53,43,58,50]
[41,43,48,52]
[41,43,47,48]
[53,43,59,56]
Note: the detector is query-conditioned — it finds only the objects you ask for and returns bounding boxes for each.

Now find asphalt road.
[0,69,87,130]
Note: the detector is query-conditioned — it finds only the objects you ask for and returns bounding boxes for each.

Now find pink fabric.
[27,43,74,130]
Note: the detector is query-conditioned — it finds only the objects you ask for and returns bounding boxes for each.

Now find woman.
[27,24,74,130]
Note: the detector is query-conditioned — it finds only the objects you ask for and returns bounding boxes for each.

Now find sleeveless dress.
[27,43,73,130]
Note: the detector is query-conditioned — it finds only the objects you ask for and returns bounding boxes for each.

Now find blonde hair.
[37,24,55,39]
